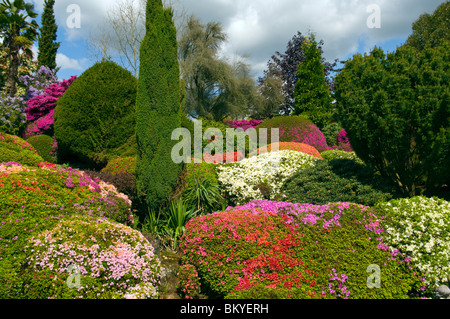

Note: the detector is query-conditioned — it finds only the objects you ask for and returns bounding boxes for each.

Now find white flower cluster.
[217,150,320,205]
[377,196,450,288]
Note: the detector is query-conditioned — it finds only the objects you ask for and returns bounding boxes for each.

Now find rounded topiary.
[26,134,57,163]
[0,132,44,166]
[54,61,137,168]
[23,215,162,299]
[282,159,399,206]
[320,149,364,164]
[255,116,330,152]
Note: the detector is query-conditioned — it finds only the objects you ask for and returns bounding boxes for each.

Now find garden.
[0,0,449,300]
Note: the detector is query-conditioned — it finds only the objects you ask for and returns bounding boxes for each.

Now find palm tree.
[0,0,38,97]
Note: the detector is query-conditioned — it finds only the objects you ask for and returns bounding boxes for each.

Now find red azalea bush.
[176,264,202,299]
[202,151,245,163]
[23,76,77,138]
[250,142,323,159]
[179,201,429,299]
[255,116,330,152]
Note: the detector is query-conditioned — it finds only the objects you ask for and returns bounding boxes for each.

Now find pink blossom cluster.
[224,119,264,131]
[336,129,354,152]
[26,217,162,299]
[23,76,77,138]
[279,124,330,153]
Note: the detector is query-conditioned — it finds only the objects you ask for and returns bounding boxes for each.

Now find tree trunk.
[5,40,19,97]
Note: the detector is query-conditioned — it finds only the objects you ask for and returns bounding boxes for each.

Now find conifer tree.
[136,0,181,211]
[37,0,60,70]
[293,34,333,129]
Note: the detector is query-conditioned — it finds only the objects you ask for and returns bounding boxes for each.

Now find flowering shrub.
[202,151,245,163]
[180,200,426,299]
[320,149,363,164]
[176,264,202,299]
[0,162,133,298]
[376,196,450,289]
[22,216,161,299]
[0,132,44,166]
[217,150,320,205]
[224,119,264,131]
[0,95,27,136]
[336,129,354,152]
[250,142,323,159]
[23,76,77,138]
[101,157,136,176]
[255,116,330,152]
[20,66,58,101]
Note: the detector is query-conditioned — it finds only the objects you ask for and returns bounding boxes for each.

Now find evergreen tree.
[136,0,181,211]
[37,0,60,70]
[293,34,333,129]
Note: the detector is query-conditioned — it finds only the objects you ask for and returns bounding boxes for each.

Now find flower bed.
[179,200,427,299]
[217,150,320,205]
[0,132,44,166]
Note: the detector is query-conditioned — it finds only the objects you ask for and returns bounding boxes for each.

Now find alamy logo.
[171,120,279,164]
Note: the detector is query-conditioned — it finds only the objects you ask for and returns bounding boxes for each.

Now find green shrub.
[335,43,450,197]
[0,162,133,298]
[26,134,57,163]
[320,149,364,164]
[22,215,162,299]
[321,123,342,147]
[180,201,427,299]
[375,196,450,289]
[282,159,399,206]
[54,60,137,168]
[101,157,136,176]
[177,264,202,299]
[136,1,182,211]
[0,132,44,166]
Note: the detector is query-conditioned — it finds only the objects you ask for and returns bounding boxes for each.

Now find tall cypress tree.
[136,0,181,211]
[37,0,60,70]
[293,34,333,129]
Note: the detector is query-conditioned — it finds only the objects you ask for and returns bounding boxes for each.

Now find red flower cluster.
[202,151,244,163]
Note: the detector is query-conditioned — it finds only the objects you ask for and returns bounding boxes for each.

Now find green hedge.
[282,159,399,206]
[54,60,137,168]
[26,134,57,163]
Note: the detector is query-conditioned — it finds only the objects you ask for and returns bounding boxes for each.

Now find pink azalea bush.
[336,129,354,152]
[224,119,264,131]
[23,76,77,138]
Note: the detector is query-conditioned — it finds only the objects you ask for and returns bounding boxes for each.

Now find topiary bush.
[26,134,57,163]
[217,150,320,205]
[320,149,363,164]
[0,162,133,298]
[101,157,136,176]
[179,200,427,299]
[282,159,399,206]
[375,196,450,289]
[22,215,162,299]
[54,60,137,168]
[255,116,330,152]
[0,132,44,166]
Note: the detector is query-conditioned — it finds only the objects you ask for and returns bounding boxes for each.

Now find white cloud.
[56,53,88,71]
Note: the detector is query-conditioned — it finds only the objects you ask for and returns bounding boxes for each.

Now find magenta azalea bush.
[23,76,77,138]
[336,129,354,152]
[224,119,264,131]
[179,200,430,299]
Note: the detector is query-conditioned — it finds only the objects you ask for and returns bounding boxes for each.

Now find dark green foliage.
[37,0,60,69]
[293,35,334,129]
[282,159,400,206]
[406,1,449,51]
[321,122,342,147]
[0,132,44,166]
[136,1,182,211]
[26,134,56,163]
[334,43,449,197]
[54,60,137,168]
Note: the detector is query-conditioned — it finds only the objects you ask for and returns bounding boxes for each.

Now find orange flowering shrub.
[250,142,323,159]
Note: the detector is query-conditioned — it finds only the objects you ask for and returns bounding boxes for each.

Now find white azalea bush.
[217,150,320,205]
[22,216,162,299]
[376,196,450,288]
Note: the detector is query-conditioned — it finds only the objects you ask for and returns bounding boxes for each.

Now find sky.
[29,0,445,81]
